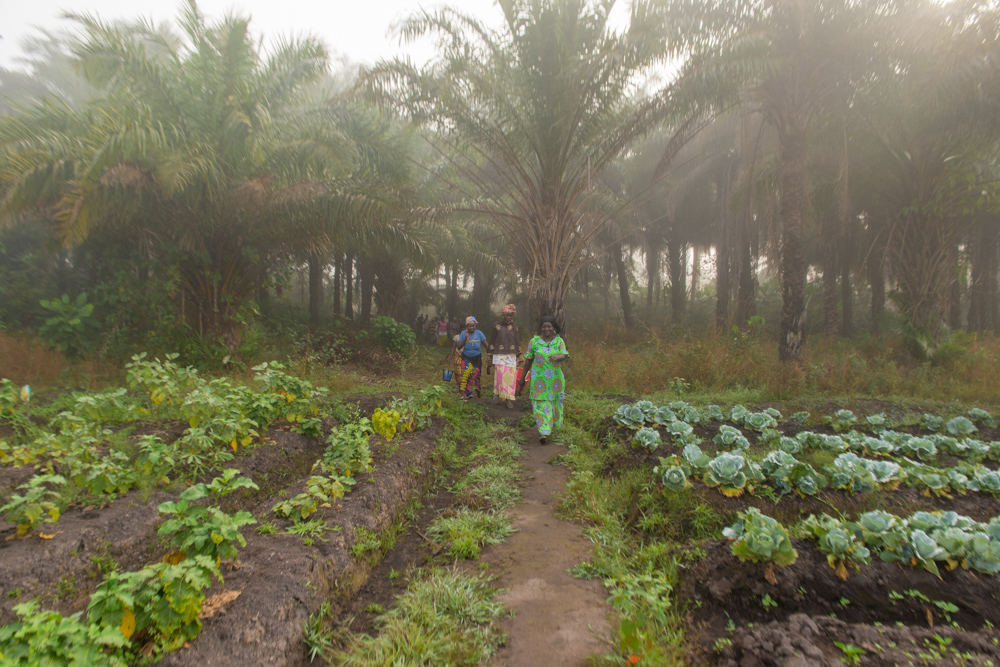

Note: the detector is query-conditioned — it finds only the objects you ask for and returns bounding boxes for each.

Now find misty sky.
[0,0,502,70]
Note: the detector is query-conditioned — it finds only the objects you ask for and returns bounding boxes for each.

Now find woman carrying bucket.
[452,317,487,399]
[486,304,521,409]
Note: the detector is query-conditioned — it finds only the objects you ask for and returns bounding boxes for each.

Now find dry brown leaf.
[199,589,242,620]
[764,563,778,586]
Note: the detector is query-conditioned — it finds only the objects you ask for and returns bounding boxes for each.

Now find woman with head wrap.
[486,304,521,409]
[451,316,487,399]
[516,316,569,443]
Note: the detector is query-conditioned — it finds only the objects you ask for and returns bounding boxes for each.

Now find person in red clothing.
[486,304,521,408]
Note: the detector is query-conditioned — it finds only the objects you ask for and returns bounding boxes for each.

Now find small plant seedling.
[725,617,736,633]
[713,637,733,653]
[888,590,904,604]
[256,521,277,535]
[839,597,851,607]
[906,589,930,603]
[835,641,866,666]
[365,603,385,614]
[388,568,401,580]
[932,600,959,623]
[761,594,778,610]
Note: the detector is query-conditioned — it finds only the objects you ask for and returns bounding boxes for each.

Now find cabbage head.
[714,425,745,447]
[827,453,877,494]
[726,507,798,567]
[946,416,977,438]
[909,530,946,577]
[974,470,1000,496]
[827,409,858,433]
[632,427,662,452]
[681,406,701,424]
[668,400,690,412]
[655,464,689,492]
[650,406,677,426]
[681,443,712,474]
[856,510,906,554]
[778,437,802,455]
[865,413,889,432]
[704,452,750,497]
[966,533,1000,574]
[764,407,782,420]
[922,413,945,432]
[790,411,810,425]
[864,460,904,489]
[701,405,725,422]
[745,412,778,432]
[901,437,937,460]
[729,405,750,424]
[614,405,646,429]
[634,400,656,417]
[788,463,827,496]
[967,408,996,428]
[862,437,895,457]
[665,420,695,443]
[931,435,966,454]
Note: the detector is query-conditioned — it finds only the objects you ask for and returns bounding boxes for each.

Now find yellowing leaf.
[120,609,136,639]
[151,392,164,405]
[162,550,186,565]
[241,435,253,446]
[39,532,57,540]
[190,416,201,428]
[231,440,238,453]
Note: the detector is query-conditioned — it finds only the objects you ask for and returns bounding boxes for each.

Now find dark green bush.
[369,316,416,355]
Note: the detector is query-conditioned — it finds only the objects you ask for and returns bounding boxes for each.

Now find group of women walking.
[443,305,569,443]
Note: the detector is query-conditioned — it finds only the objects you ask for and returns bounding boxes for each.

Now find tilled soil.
[684,539,1000,666]
[0,429,326,626]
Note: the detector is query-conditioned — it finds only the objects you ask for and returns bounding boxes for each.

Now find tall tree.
[366,0,695,329]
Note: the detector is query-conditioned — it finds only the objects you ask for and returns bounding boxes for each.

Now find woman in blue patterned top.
[452,316,487,399]
[516,316,568,443]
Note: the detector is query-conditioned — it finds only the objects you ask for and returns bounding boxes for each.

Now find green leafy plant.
[632,427,662,452]
[704,452,761,497]
[834,641,866,666]
[157,470,258,562]
[613,404,646,429]
[369,316,417,355]
[38,293,100,358]
[0,599,127,666]
[1,474,66,537]
[652,461,689,491]
[825,409,858,433]
[723,507,798,579]
[713,425,749,450]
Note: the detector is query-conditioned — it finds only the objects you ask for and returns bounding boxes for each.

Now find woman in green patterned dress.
[516,316,568,443]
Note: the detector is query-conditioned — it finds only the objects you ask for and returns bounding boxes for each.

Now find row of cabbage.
[653,442,1000,499]
[726,507,1000,580]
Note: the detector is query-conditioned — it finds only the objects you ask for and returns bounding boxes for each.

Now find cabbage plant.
[865,413,889,433]
[796,514,870,579]
[745,412,777,432]
[681,443,712,475]
[704,452,760,497]
[653,464,689,492]
[922,413,945,432]
[790,411,810,425]
[680,406,701,424]
[649,406,676,426]
[701,405,725,422]
[713,425,749,450]
[974,470,1000,496]
[778,437,802,454]
[967,408,996,428]
[826,453,876,494]
[945,416,977,438]
[723,508,798,568]
[613,405,646,429]
[665,420,696,444]
[864,460,905,490]
[632,427,662,452]
[825,409,858,433]
[900,437,937,460]
[729,405,750,424]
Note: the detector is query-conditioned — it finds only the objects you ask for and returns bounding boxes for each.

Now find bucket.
[442,369,454,381]
[516,368,531,385]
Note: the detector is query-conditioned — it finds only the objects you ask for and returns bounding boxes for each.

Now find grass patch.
[315,569,508,666]
[426,509,514,560]
[453,461,522,511]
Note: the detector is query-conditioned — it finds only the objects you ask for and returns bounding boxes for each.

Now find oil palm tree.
[365,0,696,329]
[0,1,353,349]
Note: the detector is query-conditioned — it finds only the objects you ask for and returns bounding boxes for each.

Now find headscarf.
[501,304,516,315]
[466,316,478,325]
[539,315,561,335]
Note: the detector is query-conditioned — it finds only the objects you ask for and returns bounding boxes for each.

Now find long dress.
[487,321,520,402]
[457,329,487,398]
[524,334,569,435]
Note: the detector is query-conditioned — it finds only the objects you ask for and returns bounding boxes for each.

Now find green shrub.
[369,316,416,355]
[38,293,101,358]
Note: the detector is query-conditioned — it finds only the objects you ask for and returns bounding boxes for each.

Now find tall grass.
[564,330,1000,405]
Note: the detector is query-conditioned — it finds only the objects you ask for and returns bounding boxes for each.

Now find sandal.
[505,400,515,409]
[539,436,547,444]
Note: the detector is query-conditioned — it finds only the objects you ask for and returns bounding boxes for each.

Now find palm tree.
[661,0,916,360]
[0,1,351,349]
[365,0,695,329]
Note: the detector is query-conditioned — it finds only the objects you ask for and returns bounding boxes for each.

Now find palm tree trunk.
[969,219,998,332]
[716,241,731,330]
[840,257,853,338]
[778,126,808,362]
[868,221,886,333]
[308,252,324,329]
[646,239,659,310]
[948,243,963,330]
[736,213,757,324]
[822,209,838,337]
[690,245,701,298]
[668,239,687,323]
[358,257,374,325]
[614,242,633,328]
[447,265,459,319]
[344,252,354,319]
[333,253,342,319]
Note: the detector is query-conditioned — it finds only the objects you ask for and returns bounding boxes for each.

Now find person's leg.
[533,400,552,442]
[552,396,564,430]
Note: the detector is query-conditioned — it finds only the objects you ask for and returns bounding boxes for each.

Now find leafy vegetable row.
[725,508,1000,581]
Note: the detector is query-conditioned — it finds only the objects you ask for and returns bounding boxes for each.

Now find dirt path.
[485,403,613,666]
